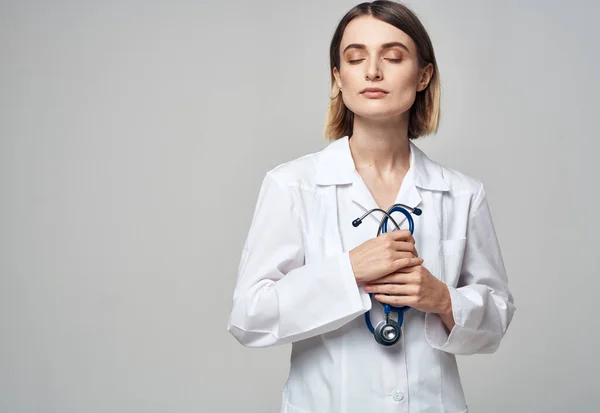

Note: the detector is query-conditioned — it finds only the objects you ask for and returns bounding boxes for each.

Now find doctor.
[227,1,516,412]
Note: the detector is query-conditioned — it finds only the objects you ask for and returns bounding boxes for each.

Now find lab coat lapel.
[348,171,380,225]
[315,136,450,249]
[348,141,423,230]
[390,172,422,230]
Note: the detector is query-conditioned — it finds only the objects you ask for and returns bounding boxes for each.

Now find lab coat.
[227,136,516,413]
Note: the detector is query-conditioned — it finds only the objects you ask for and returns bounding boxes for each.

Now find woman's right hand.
[349,229,423,284]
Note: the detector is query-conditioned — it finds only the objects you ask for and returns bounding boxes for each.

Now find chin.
[352,107,406,121]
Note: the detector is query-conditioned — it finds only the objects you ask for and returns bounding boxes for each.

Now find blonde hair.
[324,1,441,141]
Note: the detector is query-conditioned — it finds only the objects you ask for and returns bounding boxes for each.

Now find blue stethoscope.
[352,204,422,346]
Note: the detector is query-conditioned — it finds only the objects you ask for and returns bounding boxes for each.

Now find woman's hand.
[349,229,423,283]
[363,264,453,316]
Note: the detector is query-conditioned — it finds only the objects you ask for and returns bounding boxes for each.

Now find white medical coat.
[227,136,516,413]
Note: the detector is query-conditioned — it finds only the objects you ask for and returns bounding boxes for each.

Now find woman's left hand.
[363,264,452,315]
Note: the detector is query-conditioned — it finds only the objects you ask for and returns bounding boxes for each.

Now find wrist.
[437,284,453,315]
[348,252,365,284]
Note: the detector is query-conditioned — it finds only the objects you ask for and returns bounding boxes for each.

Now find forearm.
[229,252,371,347]
[438,285,455,332]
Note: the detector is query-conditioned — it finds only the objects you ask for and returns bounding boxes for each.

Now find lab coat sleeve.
[227,172,371,347]
[424,182,516,355]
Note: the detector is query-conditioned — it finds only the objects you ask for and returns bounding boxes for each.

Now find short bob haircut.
[324,1,441,141]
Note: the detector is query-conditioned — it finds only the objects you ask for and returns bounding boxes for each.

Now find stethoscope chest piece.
[365,300,409,347]
[374,317,401,346]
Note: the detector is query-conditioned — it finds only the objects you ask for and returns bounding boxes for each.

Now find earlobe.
[418,64,433,91]
[422,64,434,84]
[333,67,342,90]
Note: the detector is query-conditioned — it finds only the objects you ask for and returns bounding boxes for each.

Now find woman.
[227,1,516,412]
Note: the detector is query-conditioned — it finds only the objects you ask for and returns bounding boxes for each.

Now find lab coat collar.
[315,135,451,191]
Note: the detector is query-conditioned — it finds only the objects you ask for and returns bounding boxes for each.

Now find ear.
[417,63,434,91]
[333,66,342,89]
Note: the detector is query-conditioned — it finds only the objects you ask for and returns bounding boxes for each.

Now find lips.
[360,88,389,98]
[361,88,388,94]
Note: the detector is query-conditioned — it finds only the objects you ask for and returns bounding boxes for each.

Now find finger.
[393,241,418,256]
[393,266,416,273]
[389,229,414,244]
[368,272,419,285]
[364,283,418,295]
[394,251,415,261]
[393,257,423,271]
[387,229,414,243]
[373,294,416,307]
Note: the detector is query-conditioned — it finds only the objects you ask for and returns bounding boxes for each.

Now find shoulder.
[408,142,485,201]
[262,148,323,190]
[421,151,486,208]
[443,165,484,199]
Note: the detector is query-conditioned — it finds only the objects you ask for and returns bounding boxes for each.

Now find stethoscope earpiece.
[353,203,421,346]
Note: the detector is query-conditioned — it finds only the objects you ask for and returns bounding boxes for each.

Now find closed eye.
[348,58,401,64]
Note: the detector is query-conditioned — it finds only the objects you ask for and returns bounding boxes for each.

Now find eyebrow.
[342,41,410,54]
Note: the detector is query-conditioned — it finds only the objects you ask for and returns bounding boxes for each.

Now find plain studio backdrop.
[1,0,598,412]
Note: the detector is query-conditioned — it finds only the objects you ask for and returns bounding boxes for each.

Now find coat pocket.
[439,237,467,286]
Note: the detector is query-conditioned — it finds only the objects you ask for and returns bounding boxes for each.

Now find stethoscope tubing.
[353,203,422,341]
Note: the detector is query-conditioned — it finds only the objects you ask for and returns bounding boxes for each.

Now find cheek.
[390,89,419,115]
[393,71,420,93]
[389,74,420,108]
[393,87,418,106]
[340,69,360,89]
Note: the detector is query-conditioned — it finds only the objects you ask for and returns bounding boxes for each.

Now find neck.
[348,114,411,175]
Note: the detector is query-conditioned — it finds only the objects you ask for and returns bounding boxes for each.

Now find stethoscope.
[352,204,422,346]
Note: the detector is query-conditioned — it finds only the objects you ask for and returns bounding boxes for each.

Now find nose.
[365,57,382,81]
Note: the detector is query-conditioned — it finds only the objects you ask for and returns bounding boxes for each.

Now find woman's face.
[333,15,432,121]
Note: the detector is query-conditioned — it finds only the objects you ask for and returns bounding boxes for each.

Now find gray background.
[1,0,598,412]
